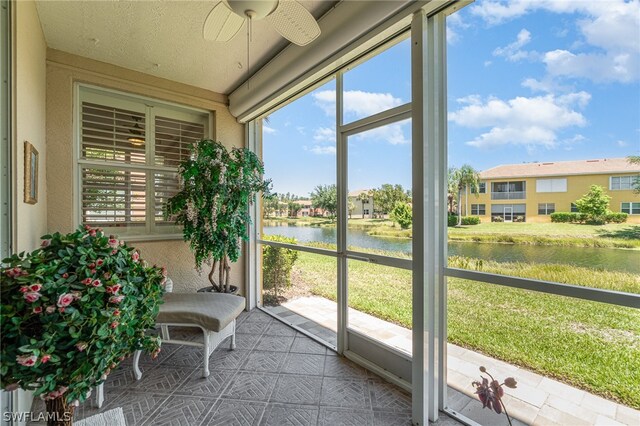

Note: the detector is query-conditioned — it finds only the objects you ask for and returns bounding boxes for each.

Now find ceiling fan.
[203,0,321,47]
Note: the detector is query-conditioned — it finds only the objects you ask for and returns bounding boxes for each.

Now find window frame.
[74,84,212,241]
[538,203,555,215]
[621,202,640,215]
[610,175,633,190]
[471,203,485,215]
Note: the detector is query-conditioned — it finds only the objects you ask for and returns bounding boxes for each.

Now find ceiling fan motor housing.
[224,0,279,20]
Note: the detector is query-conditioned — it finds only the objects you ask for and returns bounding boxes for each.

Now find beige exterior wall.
[462,172,640,224]
[14,0,47,253]
[45,50,246,293]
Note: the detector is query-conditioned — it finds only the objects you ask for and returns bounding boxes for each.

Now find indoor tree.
[165,139,270,293]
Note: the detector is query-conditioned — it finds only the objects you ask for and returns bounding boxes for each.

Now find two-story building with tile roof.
[460,158,640,224]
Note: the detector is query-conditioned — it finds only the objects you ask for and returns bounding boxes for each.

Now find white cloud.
[313,90,404,119]
[449,92,590,149]
[308,145,336,155]
[355,122,410,145]
[493,29,534,61]
[471,0,640,83]
[313,127,335,143]
[263,125,276,134]
[296,126,306,135]
[617,140,629,147]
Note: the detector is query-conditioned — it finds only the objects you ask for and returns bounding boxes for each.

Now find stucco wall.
[45,50,246,293]
[14,0,47,252]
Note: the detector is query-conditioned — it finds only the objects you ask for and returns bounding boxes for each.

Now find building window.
[472,182,486,194]
[491,181,526,200]
[571,203,579,213]
[610,176,633,190]
[471,204,485,215]
[621,202,640,215]
[536,178,567,193]
[364,209,370,215]
[538,203,555,215]
[77,86,209,238]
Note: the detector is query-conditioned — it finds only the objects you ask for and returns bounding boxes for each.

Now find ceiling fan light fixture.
[224,0,278,20]
[127,136,145,146]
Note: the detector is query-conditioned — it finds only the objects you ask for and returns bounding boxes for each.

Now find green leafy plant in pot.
[0,226,165,425]
[165,139,270,293]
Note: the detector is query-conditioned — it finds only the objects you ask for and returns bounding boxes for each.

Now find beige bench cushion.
[157,292,245,332]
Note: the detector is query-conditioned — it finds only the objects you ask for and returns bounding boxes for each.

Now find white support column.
[246,120,262,310]
[336,72,348,355]
[411,9,447,425]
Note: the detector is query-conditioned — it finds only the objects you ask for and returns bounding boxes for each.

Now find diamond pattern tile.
[163,346,206,368]
[241,350,286,372]
[142,394,215,426]
[271,375,323,405]
[281,353,326,376]
[318,407,374,426]
[373,411,413,426]
[202,399,266,426]
[368,379,412,413]
[260,403,319,426]
[209,348,250,370]
[223,371,279,401]
[255,335,296,352]
[323,356,368,379]
[290,336,327,355]
[263,321,298,337]
[234,332,260,350]
[113,391,170,426]
[237,320,270,335]
[131,366,192,393]
[320,378,371,409]
[173,369,235,397]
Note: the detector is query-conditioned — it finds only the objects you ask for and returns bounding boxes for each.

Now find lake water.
[263,225,640,275]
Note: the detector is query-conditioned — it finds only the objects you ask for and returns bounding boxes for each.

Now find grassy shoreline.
[264,217,640,249]
[288,251,640,409]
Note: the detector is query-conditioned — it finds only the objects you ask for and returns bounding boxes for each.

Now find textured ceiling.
[35,1,336,95]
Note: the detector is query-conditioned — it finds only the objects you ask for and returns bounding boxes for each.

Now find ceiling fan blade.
[266,0,321,46]
[203,2,245,42]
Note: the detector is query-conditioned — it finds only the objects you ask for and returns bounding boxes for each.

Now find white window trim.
[621,201,640,215]
[610,175,633,191]
[73,83,212,241]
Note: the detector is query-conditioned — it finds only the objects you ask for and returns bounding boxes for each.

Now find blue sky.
[263,0,640,198]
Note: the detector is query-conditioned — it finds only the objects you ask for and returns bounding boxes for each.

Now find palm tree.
[356,191,370,218]
[447,167,458,214]
[452,165,480,226]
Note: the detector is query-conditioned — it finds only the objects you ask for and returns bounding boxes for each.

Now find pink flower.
[57,293,74,308]
[106,284,121,294]
[41,239,51,247]
[33,306,43,314]
[29,283,42,292]
[19,286,29,293]
[85,225,92,230]
[109,295,124,304]
[81,278,92,286]
[161,266,167,277]
[111,249,118,255]
[108,238,119,248]
[92,279,102,287]
[113,309,121,316]
[96,259,104,267]
[58,307,65,313]
[40,354,51,363]
[89,229,97,237]
[62,273,69,278]
[24,292,41,303]
[45,305,56,314]
[43,386,68,400]
[75,342,87,352]
[16,354,37,367]
[131,251,140,262]
[110,321,119,329]
[88,263,95,269]
[90,269,97,274]
[103,272,112,280]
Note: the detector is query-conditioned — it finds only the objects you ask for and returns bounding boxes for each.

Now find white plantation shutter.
[77,86,209,237]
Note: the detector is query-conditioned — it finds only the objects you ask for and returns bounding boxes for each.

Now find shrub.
[514,216,525,223]
[492,216,504,222]
[550,212,575,223]
[262,235,299,294]
[390,201,412,229]
[605,212,628,223]
[461,216,481,225]
[575,185,611,224]
[448,215,458,227]
[1,226,165,418]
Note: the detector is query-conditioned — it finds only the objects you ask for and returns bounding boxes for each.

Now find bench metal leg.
[202,330,210,378]
[230,319,236,350]
[133,350,142,380]
[95,383,104,408]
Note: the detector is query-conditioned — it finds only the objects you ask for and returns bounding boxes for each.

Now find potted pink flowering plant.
[0,226,165,425]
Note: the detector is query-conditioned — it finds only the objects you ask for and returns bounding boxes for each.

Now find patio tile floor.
[27,308,461,425]
[267,296,640,426]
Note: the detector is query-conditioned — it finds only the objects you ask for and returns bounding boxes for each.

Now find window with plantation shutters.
[77,86,209,238]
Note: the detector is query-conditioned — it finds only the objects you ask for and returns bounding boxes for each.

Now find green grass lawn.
[292,251,640,409]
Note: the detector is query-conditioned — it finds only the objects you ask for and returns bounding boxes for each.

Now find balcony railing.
[491,191,526,200]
